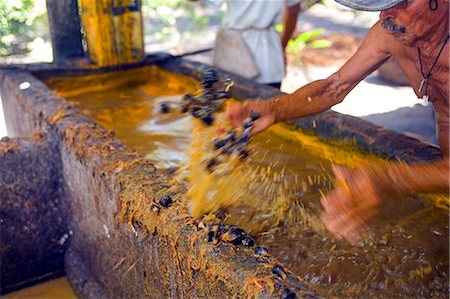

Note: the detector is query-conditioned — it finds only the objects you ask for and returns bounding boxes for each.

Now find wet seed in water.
[202,115,214,125]
[231,236,244,246]
[229,227,246,239]
[238,149,250,159]
[206,230,215,243]
[254,246,268,255]
[159,196,172,208]
[282,288,296,299]
[213,138,227,149]
[160,103,170,113]
[272,264,286,279]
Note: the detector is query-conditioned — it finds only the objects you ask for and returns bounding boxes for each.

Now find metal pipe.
[46,0,84,63]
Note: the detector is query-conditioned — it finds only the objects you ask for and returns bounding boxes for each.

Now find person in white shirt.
[212,0,301,89]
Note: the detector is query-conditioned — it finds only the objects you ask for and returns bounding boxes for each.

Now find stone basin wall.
[0,55,443,298]
[0,132,66,294]
[0,58,319,298]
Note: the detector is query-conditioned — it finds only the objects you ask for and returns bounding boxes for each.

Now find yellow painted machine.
[79,0,144,66]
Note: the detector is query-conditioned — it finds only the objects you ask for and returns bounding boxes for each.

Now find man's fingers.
[321,190,378,245]
[321,187,353,215]
[322,209,364,244]
[322,200,376,244]
[226,102,246,127]
[250,115,275,135]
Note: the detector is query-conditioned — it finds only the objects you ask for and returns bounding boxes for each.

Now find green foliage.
[287,28,332,53]
[0,0,47,56]
[142,0,183,27]
[275,0,331,57]
[275,23,283,33]
[142,0,210,40]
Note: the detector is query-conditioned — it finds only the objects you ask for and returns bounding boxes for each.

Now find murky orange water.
[1,278,76,299]
[45,66,449,298]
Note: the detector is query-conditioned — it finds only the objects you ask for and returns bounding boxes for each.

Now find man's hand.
[321,158,449,245]
[321,165,381,245]
[226,100,276,135]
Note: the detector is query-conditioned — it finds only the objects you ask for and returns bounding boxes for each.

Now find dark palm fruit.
[159,196,172,208]
[183,94,194,101]
[191,106,201,118]
[254,246,268,255]
[282,288,296,299]
[250,111,261,121]
[231,236,245,246]
[206,230,215,243]
[201,115,214,125]
[150,203,160,213]
[206,158,219,170]
[243,118,253,128]
[225,131,236,142]
[241,236,255,247]
[238,149,250,159]
[201,81,213,89]
[160,102,170,113]
[229,227,246,239]
[272,264,286,279]
[212,138,227,149]
[203,69,218,83]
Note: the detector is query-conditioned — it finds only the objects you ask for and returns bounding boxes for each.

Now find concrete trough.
[0,54,444,298]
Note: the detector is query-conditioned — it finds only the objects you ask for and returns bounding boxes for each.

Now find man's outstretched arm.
[227,21,392,133]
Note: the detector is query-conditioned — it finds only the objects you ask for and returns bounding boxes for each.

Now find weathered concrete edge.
[0,67,319,298]
[0,133,67,294]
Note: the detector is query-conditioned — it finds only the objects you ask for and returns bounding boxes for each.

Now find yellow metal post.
[79,0,145,67]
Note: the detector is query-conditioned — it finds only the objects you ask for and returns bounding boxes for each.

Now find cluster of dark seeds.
[206,111,260,171]
[272,264,298,298]
[195,222,257,248]
[272,264,287,280]
[180,69,233,125]
[189,220,304,298]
